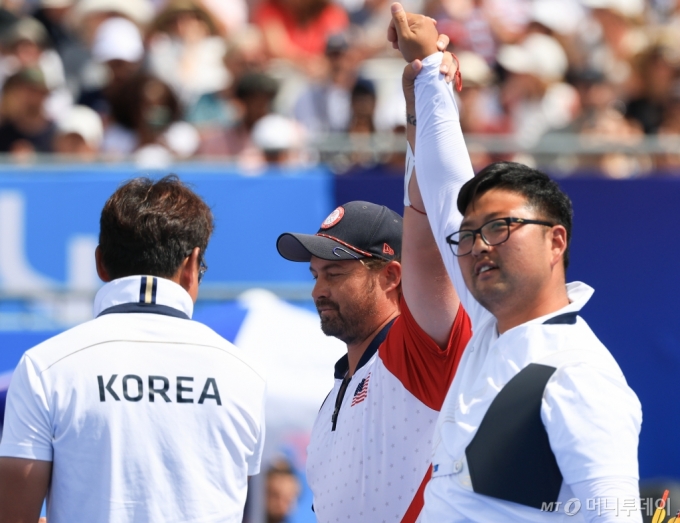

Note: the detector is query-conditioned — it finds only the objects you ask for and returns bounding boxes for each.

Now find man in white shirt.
[276,196,472,523]
[0,175,266,523]
[277,43,471,518]
[389,5,642,522]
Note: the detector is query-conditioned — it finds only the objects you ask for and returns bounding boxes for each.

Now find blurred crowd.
[0,0,680,176]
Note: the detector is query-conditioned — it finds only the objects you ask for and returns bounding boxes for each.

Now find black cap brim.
[276,233,368,262]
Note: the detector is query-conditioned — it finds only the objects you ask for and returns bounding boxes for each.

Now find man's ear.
[381,260,402,292]
[178,247,200,302]
[95,246,111,282]
[549,225,568,269]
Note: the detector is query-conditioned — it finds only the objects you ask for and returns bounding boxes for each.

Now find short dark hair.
[265,459,299,483]
[351,78,376,99]
[110,74,181,132]
[99,175,214,279]
[457,161,573,269]
[235,72,278,100]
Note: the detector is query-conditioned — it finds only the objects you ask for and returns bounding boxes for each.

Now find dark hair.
[99,175,214,279]
[457,161,573,269]
[266,459,299,481]
[235,72,278,100]
[351,78,376,99]
[109,74,181,134]
[360,256,401,271]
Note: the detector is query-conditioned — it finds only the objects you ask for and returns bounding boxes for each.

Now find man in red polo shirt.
[277,122,471,523]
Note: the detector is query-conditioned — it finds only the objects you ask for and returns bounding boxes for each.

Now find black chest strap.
[465,363,562,510]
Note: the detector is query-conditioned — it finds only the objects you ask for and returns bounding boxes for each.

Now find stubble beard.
[316,284,379,346]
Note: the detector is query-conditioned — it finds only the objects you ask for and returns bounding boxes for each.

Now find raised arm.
[390,3,483,326]
[400,24,461,348]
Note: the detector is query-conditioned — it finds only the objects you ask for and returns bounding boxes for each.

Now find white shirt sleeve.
[569,476,642,522]
[542,364,642,485]
[0,354,53,461]
[246,391,266,476]
[413,53,484,327]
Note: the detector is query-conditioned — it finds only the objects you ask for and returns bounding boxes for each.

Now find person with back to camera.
[388,4,642,522]
[0,175,266,523]
[274,39,472,522]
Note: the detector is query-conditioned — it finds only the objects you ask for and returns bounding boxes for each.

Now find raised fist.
[387,3,440,63]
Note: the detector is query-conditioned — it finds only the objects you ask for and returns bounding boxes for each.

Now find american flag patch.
[351,373,371,406]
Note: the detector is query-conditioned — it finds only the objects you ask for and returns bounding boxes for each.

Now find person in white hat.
[77,16,144,118]
[251,113,305,167]
[53,104,103,159]
[146,0,230,108]
[496,33,580,147]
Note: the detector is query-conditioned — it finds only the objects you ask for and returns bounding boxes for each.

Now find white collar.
[521,281,594,327]
[490,281,593,337]
[93,275,194,319]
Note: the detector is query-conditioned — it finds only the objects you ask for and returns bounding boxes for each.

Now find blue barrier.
[0,165,333,292]
[0,166,678,484]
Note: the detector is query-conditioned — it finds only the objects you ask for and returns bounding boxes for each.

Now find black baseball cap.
[277,201,402,262]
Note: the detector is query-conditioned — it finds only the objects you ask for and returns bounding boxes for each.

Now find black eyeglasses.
[445,217,555,257]
[185,250,208,284]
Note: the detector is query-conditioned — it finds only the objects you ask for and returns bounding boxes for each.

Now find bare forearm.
[0,457,51,523]
[402,197,459,348]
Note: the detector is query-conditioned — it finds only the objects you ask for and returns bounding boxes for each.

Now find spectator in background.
[577,0,646,86]
[251,113,306,167]
[456,50,504,134]
[656,82,680,171]
[254,0,349,73]
[0,68,55,155]
[333,77,383,171]
[570,69,619,124]
[68,0,152,107]
[71,0,154,46]
[103,73,199,164]
[186,25,268,130]
[428,0,529,64]
[626,36,680,134]
[31,0,86,88]
[53,104,103,160]
[0,16,72,120]
[265,460,301,523]
[222,26,269,86]
[578,105,649,178]
[456,50,503,170]
[497,33,580,147]
[348,77,376,134]
[201,0,248,35]
[147,0,229,108]
[293,33,358,134]
[198,72,279,168]
[78,16,143,119]
[31,0,76,56]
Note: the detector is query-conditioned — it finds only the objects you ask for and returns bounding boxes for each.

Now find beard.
[315,287,378,345]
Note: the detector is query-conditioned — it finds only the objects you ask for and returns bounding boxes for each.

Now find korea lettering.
[97,375,222,404]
